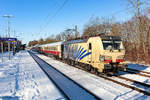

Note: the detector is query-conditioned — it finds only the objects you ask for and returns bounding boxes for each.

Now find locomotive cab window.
[89,43,92,50]
[102,40,123,50]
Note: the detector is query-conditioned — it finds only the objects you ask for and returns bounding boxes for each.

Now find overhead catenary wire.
[38,0,134,40]
[107,6,133,17]
[43,0,59,23]
[32,0,58,40]
[39,0,69,35]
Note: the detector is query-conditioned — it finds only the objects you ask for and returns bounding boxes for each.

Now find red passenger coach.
[39,41,64,59]
[40,50,60,56]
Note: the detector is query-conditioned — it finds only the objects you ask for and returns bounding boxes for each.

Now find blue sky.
[0,0,132,44]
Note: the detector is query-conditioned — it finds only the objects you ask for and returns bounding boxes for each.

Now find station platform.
[0,50,65,100]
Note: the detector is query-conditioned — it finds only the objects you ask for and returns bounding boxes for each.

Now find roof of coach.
[64,38,88,45]
[39,41,64,47]
[100,35,121,41]
[65,33,121,44]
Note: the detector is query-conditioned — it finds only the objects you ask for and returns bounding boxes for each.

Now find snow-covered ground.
[0,51,14,63]
[0,51,66,100]
[128,63,150,73]
[1,50,150,100]
[119,71,150,85]
[116,63,150,86]
[36,53,150,100]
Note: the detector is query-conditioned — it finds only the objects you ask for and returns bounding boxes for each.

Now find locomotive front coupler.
[103,63,118,76]
[117,63,128,71]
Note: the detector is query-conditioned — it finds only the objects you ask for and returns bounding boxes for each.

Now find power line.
[38,0,132,39]
[39,0,69,34]
[43,0,58,23]
[38,0,58,38]
[106,6,133,17]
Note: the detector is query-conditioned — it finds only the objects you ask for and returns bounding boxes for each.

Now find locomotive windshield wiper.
[110,48,113,52]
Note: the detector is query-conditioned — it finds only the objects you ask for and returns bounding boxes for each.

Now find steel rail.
[115,75,150,88]
[127,68,150,75]
[125,70,150,78]
[75,65,150,96]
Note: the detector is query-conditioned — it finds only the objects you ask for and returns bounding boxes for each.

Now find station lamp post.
[3,14,14,60]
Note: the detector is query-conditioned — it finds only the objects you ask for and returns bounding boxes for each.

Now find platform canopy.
[0,37,17,42]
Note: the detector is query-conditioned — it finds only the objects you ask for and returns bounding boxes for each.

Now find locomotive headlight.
[99,55,105,62]
[116,55,124,62]
[105,56,112,60]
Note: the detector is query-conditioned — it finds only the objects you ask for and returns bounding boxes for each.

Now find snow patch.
[36,53,150,100]
[0,51,66,100]
[0,72,4,78]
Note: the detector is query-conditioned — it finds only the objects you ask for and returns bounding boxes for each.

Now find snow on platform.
[0,51,66,100]
[36,53,150,100]
[30,52,98,100]
[0,51,14,63]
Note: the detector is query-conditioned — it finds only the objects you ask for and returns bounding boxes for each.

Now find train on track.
[33,34,128,75]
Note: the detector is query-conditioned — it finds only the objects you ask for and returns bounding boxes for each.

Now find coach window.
[89,43,92,50]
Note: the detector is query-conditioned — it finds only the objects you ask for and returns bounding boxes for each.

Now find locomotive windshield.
[102,40,123,50]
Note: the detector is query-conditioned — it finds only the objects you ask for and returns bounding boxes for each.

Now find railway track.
[98,74,150,96]
[115,75,150,88]
[126,68,150,78]
[29,51,101,100]
[73,65,150,96]
[31,51,150,96]
[60,59,150,96]
[119,68,150,78]
[127,68,150,75]
[53,57,150,96]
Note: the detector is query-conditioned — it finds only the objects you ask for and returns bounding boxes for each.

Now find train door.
[61,44,64,58]
[88,43,92,63]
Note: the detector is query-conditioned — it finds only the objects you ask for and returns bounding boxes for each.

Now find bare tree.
[60,27,80,41]
[55,34,62,41]
[82,16,115,36]
[124,0,150,63]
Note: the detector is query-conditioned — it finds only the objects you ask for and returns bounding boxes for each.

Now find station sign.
[0,38,17,42]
